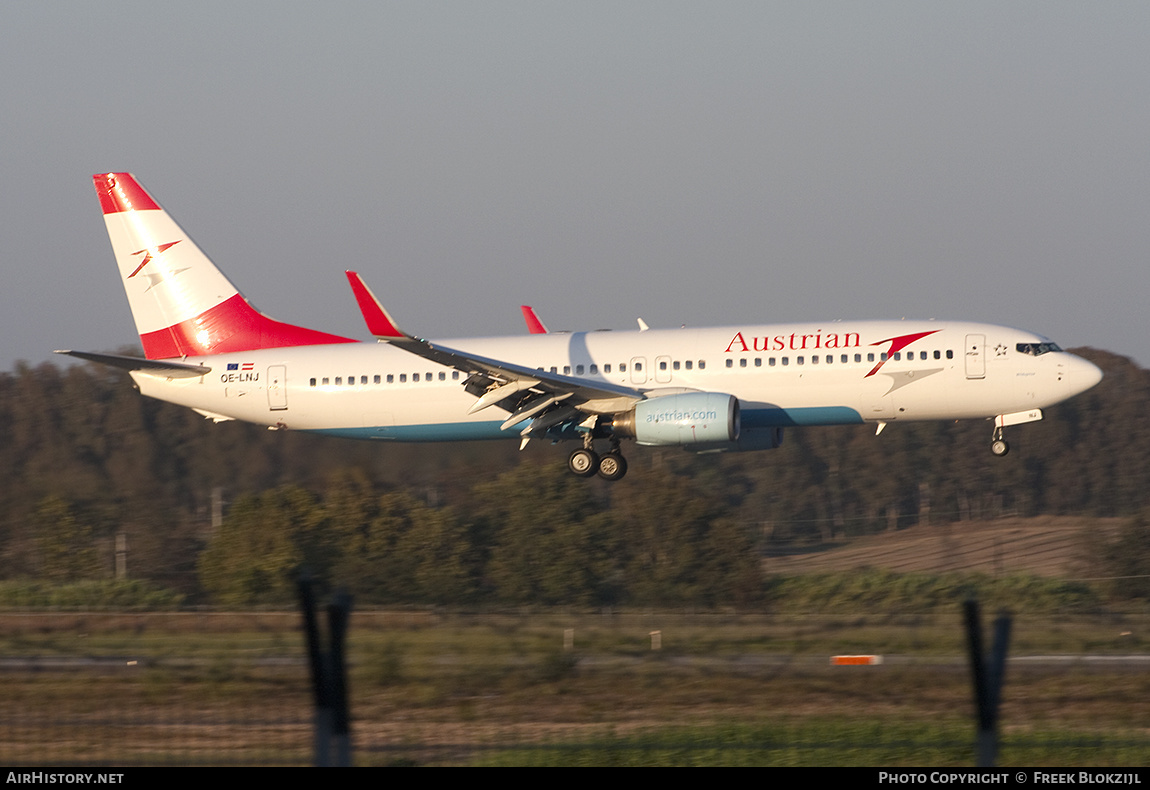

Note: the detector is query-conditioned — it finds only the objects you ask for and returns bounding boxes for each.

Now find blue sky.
[3,2,1148,368]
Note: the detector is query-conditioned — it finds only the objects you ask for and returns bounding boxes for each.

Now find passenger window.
[797,356,804,365]
[322,377,330,385]
[659,361,667,371]
[893,353,901,361]
[739,358,747,368]
[726,359,734,368]
[947,350,954,359]
[867,353,875,362]
[634,363,642,371]
[781,357,789,366]
[399,374,407,383]
[590,364,598,374]
[361,376,368,385]
[374,375,381,384]
[934,350,941,360]
[413,373,420,382]
[335,377,342,385]
[439,372,446,381]
[452,371,460,380]
[564,365,571,375]
[769,358,776,367]
[684,361,692,370]
[309,378,317,387]
[841,355,848,364]
[855,354,862,363]
[811,356,819,365]
[698,361,706,369]
[673,361,680,370]
[387,374,394,383]
[920,351,927,360]
[620,363,627,372]
[576,365,585,374]
[754,358,761,367]
[604,364,612,373]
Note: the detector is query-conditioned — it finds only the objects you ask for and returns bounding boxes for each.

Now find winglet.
[345,271,405,339]
[520,305,548,334]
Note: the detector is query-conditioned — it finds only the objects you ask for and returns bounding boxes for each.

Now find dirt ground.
[763,516,1120,578]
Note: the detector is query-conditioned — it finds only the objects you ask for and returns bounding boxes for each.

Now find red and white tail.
[93,173,355,359]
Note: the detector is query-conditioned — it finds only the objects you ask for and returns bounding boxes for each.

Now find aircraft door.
[655,355,672,384]
[630,357,647,385]
[964,335,985,380]
[267,365,288,410]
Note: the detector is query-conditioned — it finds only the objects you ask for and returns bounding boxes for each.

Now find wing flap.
[343,272,646,431]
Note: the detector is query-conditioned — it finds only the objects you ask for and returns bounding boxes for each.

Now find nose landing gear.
[990,426,1010,457]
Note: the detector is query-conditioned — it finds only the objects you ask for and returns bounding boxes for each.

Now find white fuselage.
[130,319,1101,442]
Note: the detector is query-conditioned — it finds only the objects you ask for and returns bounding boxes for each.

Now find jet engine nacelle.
[690,426,784,454]
[612,392,740,447]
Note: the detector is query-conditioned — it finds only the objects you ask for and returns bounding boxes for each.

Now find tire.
[568,448,599,477]
[597,452,628,481]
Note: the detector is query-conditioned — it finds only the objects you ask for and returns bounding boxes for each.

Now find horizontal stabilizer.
[55,350,211,378]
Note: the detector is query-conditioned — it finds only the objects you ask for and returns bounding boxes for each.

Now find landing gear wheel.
[990,425,1009,457]
[597,452,628,482]
[568,448,600,477]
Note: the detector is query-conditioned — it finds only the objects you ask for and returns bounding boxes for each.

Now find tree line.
[0,347,1147,604]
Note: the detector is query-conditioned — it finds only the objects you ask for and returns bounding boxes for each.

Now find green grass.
[0,609,1147,765]
[475,721,1150,767]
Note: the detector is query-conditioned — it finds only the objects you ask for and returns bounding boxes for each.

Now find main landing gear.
[990,425,1010,457]
[567,438,628,481]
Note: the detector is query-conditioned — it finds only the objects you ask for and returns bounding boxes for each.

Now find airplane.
[59,172,1104,482]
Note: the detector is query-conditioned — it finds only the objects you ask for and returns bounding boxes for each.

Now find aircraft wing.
[345,271,644,440]
[55,350,211,378]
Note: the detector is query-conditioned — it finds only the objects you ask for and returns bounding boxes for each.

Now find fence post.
[964,598,1012,767]
[299,573,354,767]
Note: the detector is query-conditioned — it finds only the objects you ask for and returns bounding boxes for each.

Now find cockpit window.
[1016,342,1063,356]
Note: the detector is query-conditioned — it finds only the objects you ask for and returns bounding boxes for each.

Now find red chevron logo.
[127,241,181,278]
[864,330,941,377]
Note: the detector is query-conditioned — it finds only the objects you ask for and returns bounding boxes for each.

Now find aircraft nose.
[1064,354,1103,395]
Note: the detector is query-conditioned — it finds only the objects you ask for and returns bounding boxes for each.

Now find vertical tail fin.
[94,173,355,359]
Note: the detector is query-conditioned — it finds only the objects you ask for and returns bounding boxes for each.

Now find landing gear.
[568,447,599,477]
[990,426,1010,457]
[567,436,628,481]
[597,451,628,481]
